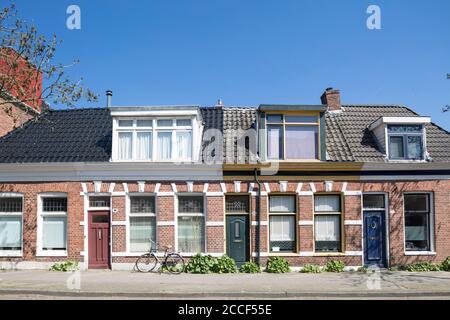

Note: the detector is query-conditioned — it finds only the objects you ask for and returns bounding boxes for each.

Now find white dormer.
[110,106,203,162]
[369,116,431,161]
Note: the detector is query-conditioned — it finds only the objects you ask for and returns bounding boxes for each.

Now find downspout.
[254,168,261,267]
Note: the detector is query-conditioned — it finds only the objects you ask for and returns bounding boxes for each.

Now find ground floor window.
[129,196,156,252]
[268,195,296,252]
[177,196,205,253]
[39,195,67,254]
[404,193,432,251]
[0,196,23,252]
[314,195,342,252]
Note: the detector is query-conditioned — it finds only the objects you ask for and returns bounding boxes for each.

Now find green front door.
[226,215,249,267]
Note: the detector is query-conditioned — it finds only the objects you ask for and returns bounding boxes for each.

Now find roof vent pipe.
[106,90,113,108]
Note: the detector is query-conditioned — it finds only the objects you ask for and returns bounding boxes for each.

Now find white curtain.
[315,195,340,212]
[176,132,192,160]
[270,216,294,241]
[285,126,318,159]
[178,216,204,253]
[267,125,282,159]
[269,196,295,212]
[157,132,172,160]
[315,215,340,241]
[42,216,66,250]
[118,132,133,160]
[0,217,22,249]
[130,216,155,252]
[136,132,152,160]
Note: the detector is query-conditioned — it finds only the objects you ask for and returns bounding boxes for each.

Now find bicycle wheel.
[164,253,185,274]
[135,253,158,272]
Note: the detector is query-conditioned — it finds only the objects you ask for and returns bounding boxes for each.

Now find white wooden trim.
[297,191,313,196]
[206,221,224,227]
[171,183,178,193]
[94,181,102,193]
[325,181,333,192]
[122,183,129,193]
[154,183,161,193]
[344,191,362,196]
[203,183,209,193]
[0,250,22,257]
[220,182,227,193]
[81,183,88,193]
[344,220,363,225]
[111,221,127,226]
[341,182,348,192]
[137,181,145,193]
[263,182,271,193]
[157,221,176,226]
[309,182,316,193]
[157,192,175,196]
[234,181,241,193]
[206,192,224,197]
[296,183,303,194]
[251,221,268,226]
[108,183,116,193]
[299,252,315,257]
[279,181,288,193]
[345,251,363,256]
[404,251,436,256]
[298,220,314,226]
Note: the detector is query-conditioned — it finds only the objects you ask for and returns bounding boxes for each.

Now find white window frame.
[387,124,426,161]
[403,192,435,255]
[88,194,111,211]
[127,193,157,254]
[36,193,68,257]
[0,193,24,257]
[313,194,343,253]
[112,117,195,162]
[176,194,206,255]
[268,194,297,253]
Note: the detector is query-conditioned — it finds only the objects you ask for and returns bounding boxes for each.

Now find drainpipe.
[254,168,261,267]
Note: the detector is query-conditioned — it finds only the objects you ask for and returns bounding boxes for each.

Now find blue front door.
[363,211,387,267]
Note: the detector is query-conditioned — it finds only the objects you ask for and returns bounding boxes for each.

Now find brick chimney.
[321,87,341,111]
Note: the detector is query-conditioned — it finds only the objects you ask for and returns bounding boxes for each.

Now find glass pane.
[407,136,423,159]
[89,196,110,208]
[405,213,429,251]
[404,194,429,212]
[285,126,318,159]
[130,216,156,252]
[157,119,173,127]
[388,125,422,133]
[267,125,283,159]
[42,216,66,250]
[178,216,205,253]
[266,114,283,123]
[363,194,385,209]
[0,198,22,213]
[389,136,404,159]
[176,131,192,160]
[118,120,133,127]
[136,132,152,160]
[157,132,172,160]
[43,197,67,212]
[269,196,296,213]
[130,197,155,214]
[118,132,133,160]
[314,195,340,212]
[285,115,317,123]
[176,119,192,127]
[136,120,152,127]
[314,215,340,252]
[0,216,22,250]
[225,196,249,213]
[178,196,203,213]
[269,215,295,252]
[92,215,109,223]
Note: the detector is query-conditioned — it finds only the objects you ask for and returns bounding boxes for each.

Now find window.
[129,196,156,252]
[388,125,424,160]
[0,196,23,254]
[115,118,193,161]
[269,195,296,252]
[225,195,250,213]
[266,114,319,160]
[177,196,205,253]
[38,195,67,254]
[89,196,110,208]
[404,194,432,252]
[314,195,342,252]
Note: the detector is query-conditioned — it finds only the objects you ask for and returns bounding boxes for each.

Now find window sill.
[0,250,22,257]
[36,250,68,257]
[313,252,346,257]
[267,252,298,257]
[404,251,436,256]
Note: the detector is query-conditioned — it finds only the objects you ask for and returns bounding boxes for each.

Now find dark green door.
[226,215,249,267]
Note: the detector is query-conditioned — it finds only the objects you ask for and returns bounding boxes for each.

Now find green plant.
[400,262,441,272]
[300,264,322,273]
[185,254,216,274]
[49,260,79,272]
[324,260,345,273]
[239,261,261,273]
[441,257,450,271]
[211,255,237,273]
[357,266,369,273]
[265,257,291,273]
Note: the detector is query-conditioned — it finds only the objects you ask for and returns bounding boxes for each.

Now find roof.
[0,105,448,164]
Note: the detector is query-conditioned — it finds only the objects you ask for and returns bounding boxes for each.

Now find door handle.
[98,230,102,240]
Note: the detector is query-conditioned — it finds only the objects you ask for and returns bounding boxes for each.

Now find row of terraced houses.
[0,81,449,270]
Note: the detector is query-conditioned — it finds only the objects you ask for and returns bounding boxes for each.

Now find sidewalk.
[1,270,450,299]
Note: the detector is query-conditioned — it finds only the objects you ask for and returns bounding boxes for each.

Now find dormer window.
[388,125,424,160]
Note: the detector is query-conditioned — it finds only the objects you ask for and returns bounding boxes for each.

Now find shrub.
[49,260,79,272]
[400,262,441,272]
[300,264,322,273]
[239,261,261,273]
[325,260,345,273]
[185,254,216,274]
[265,257,291,273]
[357,266,369,273]
[441,257,450,271]
[211,255,237,273]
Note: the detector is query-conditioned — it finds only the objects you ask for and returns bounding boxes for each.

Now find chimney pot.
[106,90,113,108]
[321,88,341,111]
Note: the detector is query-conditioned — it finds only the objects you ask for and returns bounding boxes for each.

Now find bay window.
[404,193,433,252]
[38,195,67,255]
[0,195,23,255]
[314,195,342,252]
[388,125,424,160]
[269,195,296,252]
[266,114,319,160]
[129,196,156,252]
[177,196,205,253]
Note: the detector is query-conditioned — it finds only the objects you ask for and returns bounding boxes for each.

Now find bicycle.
[135,240,185,274]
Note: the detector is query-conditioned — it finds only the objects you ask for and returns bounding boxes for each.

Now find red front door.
[88,211,110,269]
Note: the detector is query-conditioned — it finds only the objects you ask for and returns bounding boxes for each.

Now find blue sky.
[12,0,450,129]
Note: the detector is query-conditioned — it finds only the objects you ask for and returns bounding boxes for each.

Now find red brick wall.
[0,97,34,137]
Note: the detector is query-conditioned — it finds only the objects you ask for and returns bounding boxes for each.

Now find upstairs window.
[266,114,319,160]
[388,125,424,160]
[115,118,193,161]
